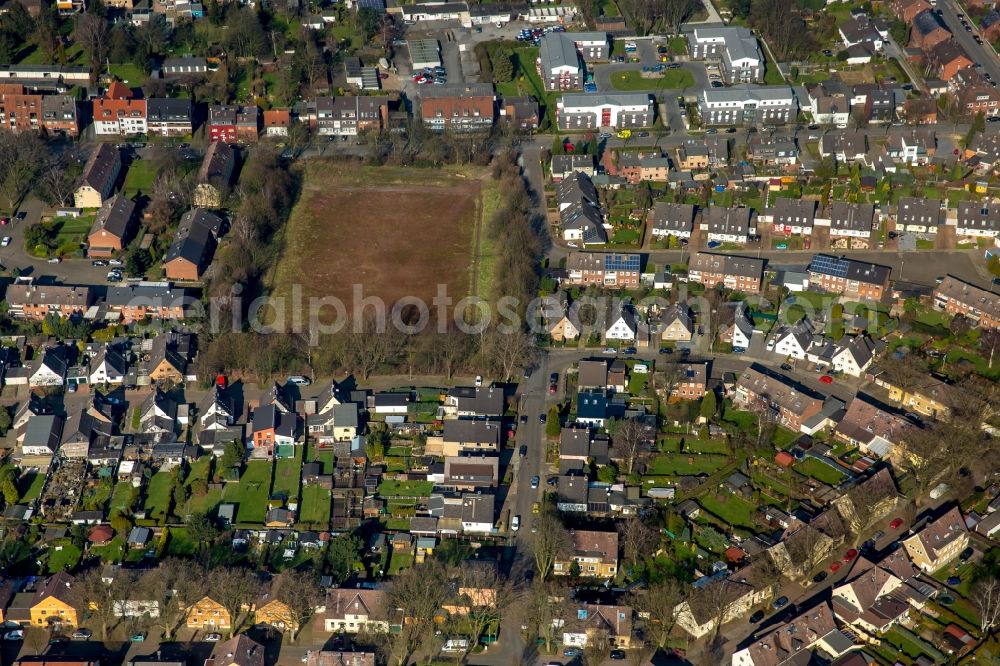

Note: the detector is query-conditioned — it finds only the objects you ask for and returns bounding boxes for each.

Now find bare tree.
[610,418,647,475]
[842,478,896,536]
[387,560,451,666]
[583,628,611,666]
[271,570,324,642]
[972,575,1000,634]
[483,327,535,382]
[210,567,259,637]
[69,568,129,640]
[447,561,522,657]
[522,579,569,654]
[344,314,403,381]
[778,525,830,578]
[529,511,571,580]
[629,579,683,648]
[620,516,658,570]
[689,580,746,641]
[74,13,109,78]
[138,560,203,640]
[37,153,78,207]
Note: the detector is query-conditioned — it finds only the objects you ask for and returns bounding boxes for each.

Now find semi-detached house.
[734,365,825,432]
[895,196,942,233]
[807,254,891,300]
[957,199,1000,237]
[565,252,642,288]
[933,275,1000,329]
[703,206,753,243]
[146,97,193,136]
[687,251,765,293]
[650,202,696,239]
[767,197,816,235]
[75,143,121,209]
[421,84,495,132]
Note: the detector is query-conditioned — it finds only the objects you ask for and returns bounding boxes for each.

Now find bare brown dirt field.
[272,163,481,319]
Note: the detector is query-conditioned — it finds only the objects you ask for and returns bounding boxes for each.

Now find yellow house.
[186,595,231,630]
[874,375,955,419]
[255,594,296,633]
[902,506,969,573]
[548,316,580,342]
[553,530,619,579]
[30,572,80,628]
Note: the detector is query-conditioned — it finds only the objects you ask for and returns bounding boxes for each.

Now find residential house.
[41,95,80,136]
[834,396,915,459]
[902,506,969,572]
[105,284,187,322]
[734,365,825,432]
[677,562,777,639]
[444,455,498,490]
[140,389,178,436]
[205,634,265,666]
[561,604,633,648]
[207,105,240,143]
[698,85,797,126]
[885,128,936,165]
[163,208,221,281]
[650,202,696,239]
[565,252,642,289]
[499,95,540,131]
[145,98,193,136]
[556,93,654,130]
[307,403,361,445]
[658,304,693,342]
[251,404,297,458]
[808,82,851,125]
[933,275,1000,329]
[88,193,137,257]
[550,154,595,182]
[830,336,876,377]
[29,572,79,628]
[604,302,637,342]
[460,493,495,533]
[747,135,798,165]
[553,529,618,578]
[957,200,1000,237]
[872,372,957,418]
[439,419,501,456]
[75,143,121,209]
[687,26,763,83]
[826,202,875,241]
[6,283,93,321]
[672,363,707,400]
[911,9,951,50]
[839,14,886,53]
[928,39,973,81]
[896,196,942,234]
[829,550,929,637]
[443,386,504,418]
[92,81,147,136]
[576,390,611,427]
[537,32,582,91]
[30,347,69,387]
[89,346,128,385]
[703,206,753,244]
[819,130,869,162]
[807,254,891,300]
[687,252,765,293]
[263,109,292,136]
[0,84,42,132]
[891,0,932,23]
[420,84,495,132]
[236,106,260,143]
[20,414,64,457]
[832,468,899,533]
[731,603,842,666]
[314,96,390,136]
[185,595,230,630]
[319,588,389,633]
[558,172,607,245]
[192,141,235,208]
[769,198,817,236]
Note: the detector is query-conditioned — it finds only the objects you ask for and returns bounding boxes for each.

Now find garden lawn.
[47,540,82,573]
[165,527,197,556]
[108,62,146,86]
[143,471,177,520]
[123,159,158,197]
[387,551,414,575]
[377,480,434,497]
[273,449,303,500]
[699,493,758,529]
[109,482,138,514]
[794,457,846,485]
[223,461,273,523]
[90,536,125,563]
[610,69,694,91]
[646,453,730,475]
[299,484,331,527]
[185,487,222,516]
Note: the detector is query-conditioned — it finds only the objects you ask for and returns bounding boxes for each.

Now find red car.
[843,548,858,562]
[830,561,842,573]
[819,375,833,385]
[890,518,904,530]
[549,383,558,395]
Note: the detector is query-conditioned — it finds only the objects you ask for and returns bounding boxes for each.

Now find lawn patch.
[222,461,273,523]
[793,457,846,485]
[377,479,434,497]
[273,448,303,500]
[646,453,730,475]
[123,159,159,197]
[299,484,331,527]
[109,482,138,514]
[699,493,758,529]
[610,69,694,91]
[387,550,413,575]
[47,539,82,573]
[165,527,197,556]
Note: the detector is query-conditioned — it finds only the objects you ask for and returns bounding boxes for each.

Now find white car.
[287,375,311,386]
[205,633,222,641]
[475,375,483,387]
[511,515,520,531]
[766,338,776,350]
[47,257,60,263]
[1,237,10,247]
[4,630,23,641]
[109,259,123,266]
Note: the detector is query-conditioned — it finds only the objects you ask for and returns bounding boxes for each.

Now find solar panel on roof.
[605,254,640,271]
[809,255,849,278]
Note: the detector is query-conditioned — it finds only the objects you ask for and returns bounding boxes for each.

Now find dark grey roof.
[164,208,221,269]
[90,193,136,241]
[147,97,193,122]
[651,202,696,233]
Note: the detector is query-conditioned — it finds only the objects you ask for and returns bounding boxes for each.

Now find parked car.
[108,259,123,266]
[603,347,617,355]
[538,413,546,424]
[749,610,765,623]
[72,629,92,640]
[475,375,483,387]
[960,546,975,561]
[563,648,582,657]
[812,571,828,583]
[820,375,833,384]
[890,517,904,529]
[129,633,146,642]
[0,237,9,247]
[610,650,627,660]
[780,363,793,371]
[4,630,23,641]
[511,515,521,531]
[287,375,311,386]
[659,347,673,354]
[948,576,962,586]
[549,383,558,395]
[92,260,107,267]
[549,372,559,383]
[843,549,858,562]
[519,445,527,457]
[623,347,637,355]
[830,561,842,573]
[520,415,528,424]
[48,257,61,263]
[206,633,223,641]
[532,502,540,515]
[531,475,540,489]
[772,596,789,610]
